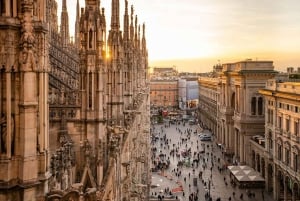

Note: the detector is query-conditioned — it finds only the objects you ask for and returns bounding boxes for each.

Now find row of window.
[277,144,299,172]
[267,110,300,135]
[278,102,299,113]
[267,133,300,172]
[277,116,299,135]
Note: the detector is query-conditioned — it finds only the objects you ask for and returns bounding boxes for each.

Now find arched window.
[88,72,92,108]
[277,138,283,161]
[286,147,291,166]
[292,146,300,172]
[268,131,273,151]
[258,97,263,115]
[0,0,5,15]
[251,97,256,115]
[89,29,93,48]
[278,144,282,161]
[231,93,235,110]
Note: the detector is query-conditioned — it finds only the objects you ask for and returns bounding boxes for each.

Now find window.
[286,148,290,166]
[270,110,274,124]
[295,121,299,136]
[251,97,256,115]
[286,118,290,132]
[268,132,273,150]
[258,97,263,115]
[89,72,92,108]
[278,144,282,161]
[267,109,274,124]
[0,1,5,15]
[296,106,299,113]
[278,116,282,129]
[293,153,299,172]
[89,29,93,48]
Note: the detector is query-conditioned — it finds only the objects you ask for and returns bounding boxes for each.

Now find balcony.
[250,135,265,148]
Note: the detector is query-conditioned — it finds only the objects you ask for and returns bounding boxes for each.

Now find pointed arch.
[89,29,93,49]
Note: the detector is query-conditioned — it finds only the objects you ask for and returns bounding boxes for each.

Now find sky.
[57,0,300,72]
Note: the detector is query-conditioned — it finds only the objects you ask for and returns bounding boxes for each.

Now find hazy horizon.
[57,0,300,73]
[149,51,300,73]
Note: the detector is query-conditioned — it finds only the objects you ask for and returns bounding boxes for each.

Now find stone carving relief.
[50,142,75,191]
[0,115,15,154]
[19,1,36,72]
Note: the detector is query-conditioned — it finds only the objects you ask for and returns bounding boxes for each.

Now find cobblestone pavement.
[150,120,275,201]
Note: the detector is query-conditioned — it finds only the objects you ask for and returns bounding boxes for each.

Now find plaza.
[150,119,274,201]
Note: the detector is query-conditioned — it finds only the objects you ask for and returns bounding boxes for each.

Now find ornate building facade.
[216,60,276,163]
[0,0,150,201]
[250,78,300,200]
[198,76,219,135]
[150,79,178,108]
[198,61,277,163]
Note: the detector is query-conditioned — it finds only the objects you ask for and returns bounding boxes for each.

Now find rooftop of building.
[222,59,275,72]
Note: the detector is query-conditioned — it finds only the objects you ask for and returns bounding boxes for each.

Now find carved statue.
[0,114,14,154]
[19,47,36,72]
[0,114,6,153]
[19,2,36,72]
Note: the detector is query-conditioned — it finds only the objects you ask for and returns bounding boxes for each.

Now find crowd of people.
[150,116,257,201]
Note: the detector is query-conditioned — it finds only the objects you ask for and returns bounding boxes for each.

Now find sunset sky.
[58,0,300,72]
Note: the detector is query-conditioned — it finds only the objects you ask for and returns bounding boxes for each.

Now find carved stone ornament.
[19,1,36,72]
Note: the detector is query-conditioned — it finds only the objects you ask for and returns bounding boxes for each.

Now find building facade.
[198,61,277,163]
[217,60,277,163]
[0,0,150,201]
[250,79,300,200]
[150,79,178,108]
[0,1,49,200]
[198,77,219,135]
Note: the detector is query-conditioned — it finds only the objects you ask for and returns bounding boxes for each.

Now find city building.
[198,60,277,161]
[250,78,300,200]
[197,64,222,135]
[178,78,199,111]
[198,76,219,135]
[152,67,178,78]
[0,0,150,201]
[150,79,178,108]
[178,79,187,110]
[216,60,277,163]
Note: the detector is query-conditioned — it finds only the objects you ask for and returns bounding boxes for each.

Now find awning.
[228,165,265,182]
